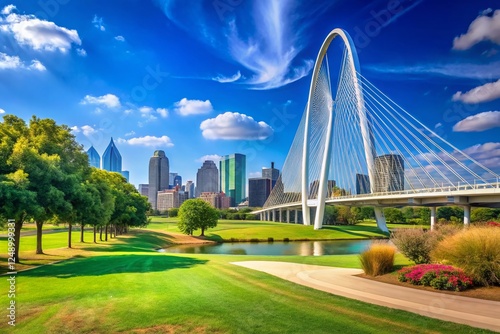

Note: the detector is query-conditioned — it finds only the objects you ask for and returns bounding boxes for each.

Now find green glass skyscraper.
[220,153,246,207]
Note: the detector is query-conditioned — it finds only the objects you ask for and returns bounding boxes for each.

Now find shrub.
[391,229,432,264]
[359,243,395,276]
[487,221,500,227]
[398,264,473,291]
[431,227,500,286]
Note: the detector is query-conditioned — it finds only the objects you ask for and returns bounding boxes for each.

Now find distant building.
[262,162,280,189]
[86,146,101,169]
[356,174,370,195]
[120,170,130,182]
[148,150,169,210]
[157,188,187,211]
[138,184,149,197]
[220,153,246,207]
[248,178,272,207]
[102,138,122,172]
[196,160,219,197]
[199,192,231,209]
[374,154,405,192]
[169,173,178,188]
[185,180,195,199]
[173,175,182,187]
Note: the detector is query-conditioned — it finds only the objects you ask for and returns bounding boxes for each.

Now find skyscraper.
[196,160,218,197]
[86,146,100,169]
[169,172,178,188]
[148,150,169,210]
[248,178,272,207]
[220,153,246,207]
[374,154,405,192]
[173,175,182,187]
[102,138,122,172]
[262,162,280,188]
[185,180,195,198]
[356,174,370,195]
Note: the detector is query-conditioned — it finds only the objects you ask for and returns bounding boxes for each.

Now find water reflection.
[163,239,386,256]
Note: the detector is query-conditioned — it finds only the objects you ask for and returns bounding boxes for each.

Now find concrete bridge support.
[430,207,436,231]
[464,205,470,226]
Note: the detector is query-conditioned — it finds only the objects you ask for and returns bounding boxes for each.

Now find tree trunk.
[13,217,24,264]
[200,227,205,236]
[93,225,97,243]
[99,226,103,241]
[36,221,44,254]
[105,224,108,241]
[80,224,85,243]
[68,223,72,248]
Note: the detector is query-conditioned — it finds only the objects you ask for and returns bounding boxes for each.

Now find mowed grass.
[146,217,389,241]
[0,224,491,334]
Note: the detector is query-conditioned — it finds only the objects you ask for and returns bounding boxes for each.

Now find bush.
[391,229,432,264]
[359,243,395,276]
[398,264,473,291]
[431,227,500,286]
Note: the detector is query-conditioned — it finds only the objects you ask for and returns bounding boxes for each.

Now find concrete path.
[232,261,500,332]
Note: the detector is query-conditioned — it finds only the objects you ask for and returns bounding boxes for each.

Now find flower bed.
[398,264,474,291]
[487,221,500,227]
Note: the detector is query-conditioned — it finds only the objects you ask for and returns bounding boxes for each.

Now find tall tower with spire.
[102,138,122,172]
[86,146,101,169]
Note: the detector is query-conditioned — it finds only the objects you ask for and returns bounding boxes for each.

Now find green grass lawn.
[146,217,390,241]
[0,223,492,333]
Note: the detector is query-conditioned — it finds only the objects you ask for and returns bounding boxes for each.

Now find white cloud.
[81,94,121,109]
[462,142,500,169]
[196,154,222,163]
[115,35,125,42]
[117,135,174,148]
[156,0,322,89]
[174,98,213,116]
[248,171,262,178]
[0,52,21,69]
[29,59,46,71]
[200,112,274,140]
[212,71,242,83]
[0,52,45,71]
[157,108,168,118]
[92,15,105,31]
[453,10,500,50]
[3,12,81,53]
[124,131,136,137]
[71,125,97,136]
[452,79,500,104]
[1,4,15,15]
[76,48,87,57]
[0,108,6,114]
[367,61,500,80]
[453,111,500,132]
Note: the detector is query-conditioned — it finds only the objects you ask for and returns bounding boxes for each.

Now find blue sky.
[1,0,499,187]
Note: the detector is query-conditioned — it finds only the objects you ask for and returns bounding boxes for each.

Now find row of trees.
[0,115,150,263]
[323,205,500,225]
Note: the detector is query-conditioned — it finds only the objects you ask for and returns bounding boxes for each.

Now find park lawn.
[146,217,390,241]
[0,228,489,334]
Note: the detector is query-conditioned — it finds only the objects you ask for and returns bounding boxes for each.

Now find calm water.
[163,239,386,256]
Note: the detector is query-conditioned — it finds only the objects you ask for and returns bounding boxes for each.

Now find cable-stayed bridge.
[255,28,500,233]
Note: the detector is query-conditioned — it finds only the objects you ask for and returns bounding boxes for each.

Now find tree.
[471,208,497,223]
[360,206,375,220]
[322,206,338,225]
[383,208,405,223]
[178,199,218,236]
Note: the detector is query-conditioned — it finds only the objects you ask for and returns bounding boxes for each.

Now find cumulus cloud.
[462,142,500,169]
[155,0,325,89]
[212,71,242,83]
[115,35,125,42]
[92,15,105,31]
[1,4,15,15]
[200,112,273,140]
[0,108,6,114]
[157,108,168,118]
[117,135,174,148]
[452,79,500,104]
[196,154,222,163]
[453,9,500,50]
[81,94,121,109]
[453,111,500,132]
[0,52,46,71]
[71,125,97,136]
[174,98,213,116]
[2,9,81,53]
[76,48,87,57]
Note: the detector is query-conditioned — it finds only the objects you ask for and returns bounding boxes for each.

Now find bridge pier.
[295,210,299,224]
[464,205,470,226]
[374,207,389,233]
[430,207,436,231]
[287,209,290,223]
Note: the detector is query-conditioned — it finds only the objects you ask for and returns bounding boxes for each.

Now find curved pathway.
[231,261,500,332]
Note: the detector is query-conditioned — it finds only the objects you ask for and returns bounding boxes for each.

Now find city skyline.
[1,1,500,186]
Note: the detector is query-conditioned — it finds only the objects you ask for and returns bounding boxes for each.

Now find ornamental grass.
[359,243,395,276]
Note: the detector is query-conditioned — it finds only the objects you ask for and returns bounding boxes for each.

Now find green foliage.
[437,206,463,222]
[383,207,405,223]
[359,243,395,276]
[168,208,179,217]
[322,206,338,225]
[391,228,432,264]
[360,206,375,220]
[178,199,218,236]
[431,227,500,286]
[471,208,498,223]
